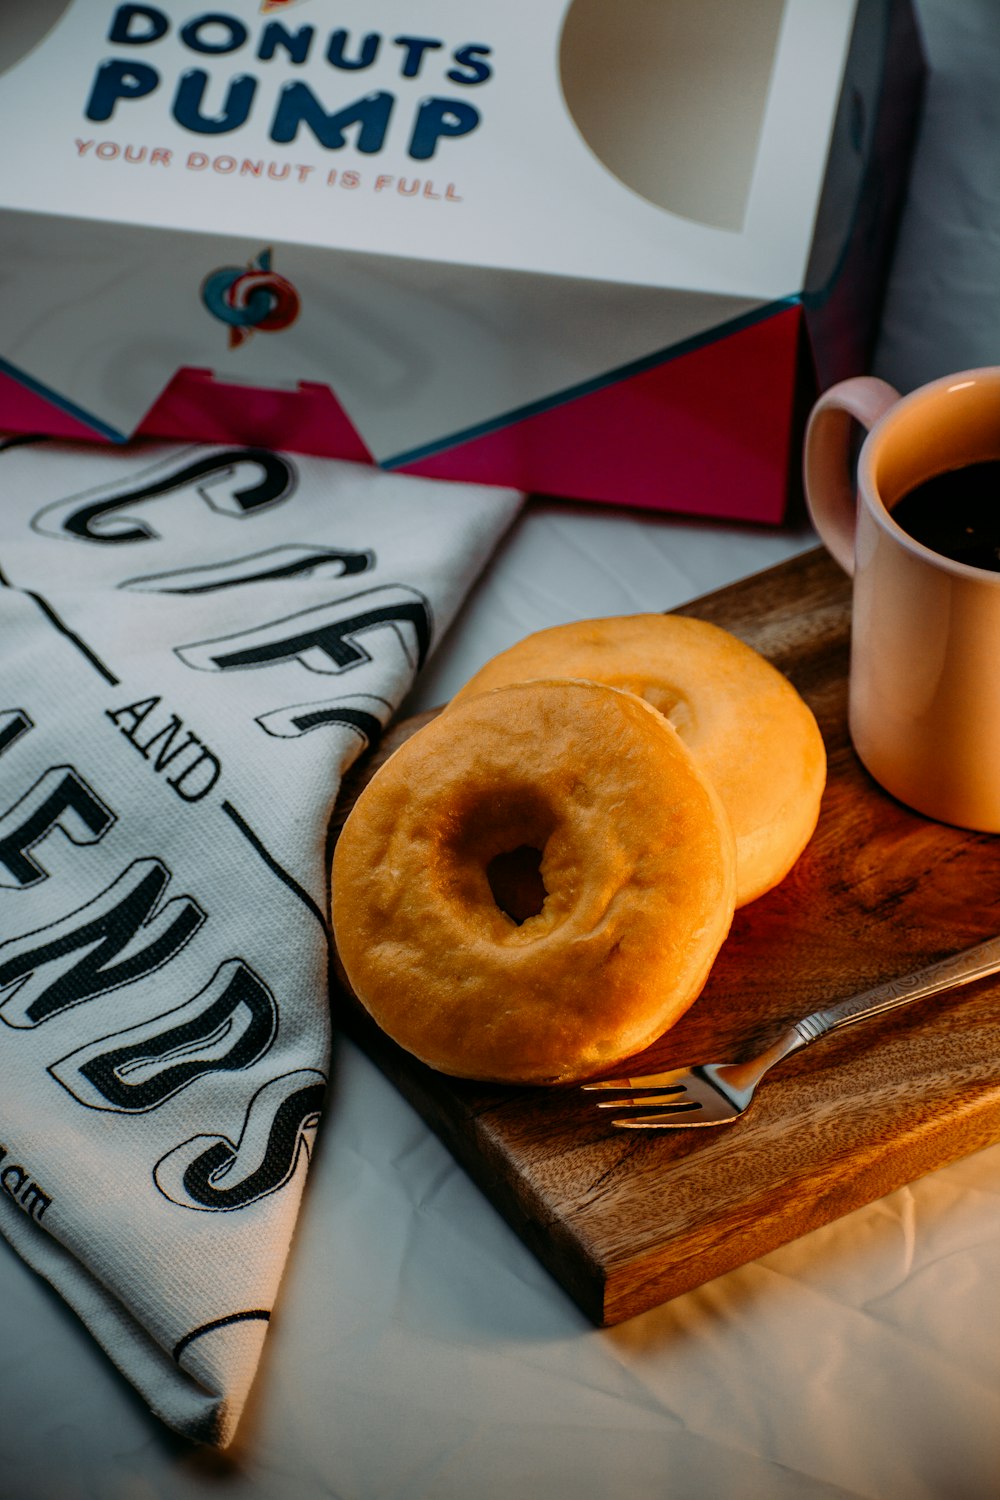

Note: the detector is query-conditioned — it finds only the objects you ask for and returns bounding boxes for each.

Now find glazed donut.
[331,678,736,1085]
[450,614,826,908]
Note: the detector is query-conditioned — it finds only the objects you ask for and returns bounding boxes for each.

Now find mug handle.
[802,376,899,576]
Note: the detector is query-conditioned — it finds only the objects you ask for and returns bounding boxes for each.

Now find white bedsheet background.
[2,2,999,1496]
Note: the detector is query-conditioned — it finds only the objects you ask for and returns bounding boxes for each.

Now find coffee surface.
[891,459,1000,571]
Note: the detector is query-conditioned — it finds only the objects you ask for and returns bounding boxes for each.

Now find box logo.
[200,248,300,348]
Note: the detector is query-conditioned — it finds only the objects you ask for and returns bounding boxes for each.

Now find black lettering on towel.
[32,450,295,544]
[105,697,222,802]
[0,710,32,758]
[0,858,205,1027]
[256,692,391,743]
[176,584,432,676]
[154,1069,326,1211]
[50,959,277,1112]
[121,543,374,594]
[0,1145,51,1223]
[0,766,114,888]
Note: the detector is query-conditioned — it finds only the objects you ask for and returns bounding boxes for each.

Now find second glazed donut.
[450,613,826,907]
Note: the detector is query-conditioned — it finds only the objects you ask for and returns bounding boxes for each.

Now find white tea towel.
[0,437,522,1446]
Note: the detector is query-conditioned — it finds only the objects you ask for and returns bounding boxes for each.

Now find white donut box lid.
[0,0,918,501]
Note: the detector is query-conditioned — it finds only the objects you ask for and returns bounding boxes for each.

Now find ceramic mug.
[803,366,1000,833]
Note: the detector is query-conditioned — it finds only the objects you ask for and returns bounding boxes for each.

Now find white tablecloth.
[2,2,999,1496]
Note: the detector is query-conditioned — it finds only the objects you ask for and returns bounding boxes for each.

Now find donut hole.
[446,785,556,927]
[486,844,548,924]
[640,686,694,738]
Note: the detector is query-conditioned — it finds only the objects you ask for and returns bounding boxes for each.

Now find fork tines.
[591,1090,692,1110]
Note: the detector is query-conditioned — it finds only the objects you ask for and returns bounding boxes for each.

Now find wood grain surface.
[329,546,1000,1326]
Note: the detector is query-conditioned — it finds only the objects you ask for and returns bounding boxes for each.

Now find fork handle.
[792,933,1000,1048]
[712,934,1000,1100]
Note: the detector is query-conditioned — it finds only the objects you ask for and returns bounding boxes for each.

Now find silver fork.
[582,934,1000,1128]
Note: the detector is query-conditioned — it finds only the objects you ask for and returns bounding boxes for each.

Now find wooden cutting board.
[329,546,1000,1326]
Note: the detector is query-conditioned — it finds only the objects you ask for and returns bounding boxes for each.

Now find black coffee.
[891,458,1000,571]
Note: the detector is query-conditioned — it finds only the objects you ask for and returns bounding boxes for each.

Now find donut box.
[0,0,923,523]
